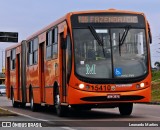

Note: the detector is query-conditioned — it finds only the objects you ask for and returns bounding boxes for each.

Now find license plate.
[107,94,120,99]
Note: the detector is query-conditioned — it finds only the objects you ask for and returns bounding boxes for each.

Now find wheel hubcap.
[31,97,33,109]
[12,96,14,105]
[55,94,60,109]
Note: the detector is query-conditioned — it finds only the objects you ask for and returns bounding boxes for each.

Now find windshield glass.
[73,28,147,79]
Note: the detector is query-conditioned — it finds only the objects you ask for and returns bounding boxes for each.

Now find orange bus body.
[5,9,152,116]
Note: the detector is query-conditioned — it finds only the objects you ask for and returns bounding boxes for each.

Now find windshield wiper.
[88,26,103,46]
[119,25,131,56]
[88,26,105,57]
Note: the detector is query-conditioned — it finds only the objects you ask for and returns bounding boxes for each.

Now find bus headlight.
[136,83,145,89]
[140,83,145,88]
[79,84,85,89]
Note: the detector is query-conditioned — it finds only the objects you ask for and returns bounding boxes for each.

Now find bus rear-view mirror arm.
[147,21,152,44]
[149,30,152,44]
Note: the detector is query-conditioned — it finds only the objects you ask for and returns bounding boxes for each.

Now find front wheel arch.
[29,85,39,112]
[53,82,59,105]
[53,83,68,117]
[10,86,13,100]
[10,86,19,108]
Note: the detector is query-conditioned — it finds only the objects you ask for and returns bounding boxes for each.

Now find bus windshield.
[73,28,147,79]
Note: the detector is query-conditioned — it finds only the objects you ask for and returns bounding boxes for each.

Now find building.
[0,72,5,84]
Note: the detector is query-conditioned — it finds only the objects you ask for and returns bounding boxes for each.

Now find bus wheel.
[20,103,26,108]
[54,87,68,117]
[119,103,133,116]
[11,91,19,108]
[30,90,39,112]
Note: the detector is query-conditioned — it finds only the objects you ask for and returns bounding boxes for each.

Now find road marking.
[61,127,77,130]
[0,106,76,129]
[6,110,77,129]
[11,111,49,122]
[0,107,49,122]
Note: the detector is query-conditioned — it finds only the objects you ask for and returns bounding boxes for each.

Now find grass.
[151,81,160,102]
[152,71,160,81]
[0,108,17,116]
[151,71,160,102]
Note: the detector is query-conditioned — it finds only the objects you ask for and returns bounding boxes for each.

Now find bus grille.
[80,95,144,102]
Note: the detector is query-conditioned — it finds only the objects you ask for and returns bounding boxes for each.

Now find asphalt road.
[0,95,160,130]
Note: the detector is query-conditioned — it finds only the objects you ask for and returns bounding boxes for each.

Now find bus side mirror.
[149,30,152,44]
[61,25,67,49]
[147,22,152,44]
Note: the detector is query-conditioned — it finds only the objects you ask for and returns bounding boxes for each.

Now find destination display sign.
[78,16,138,23]
[71,13,145,28]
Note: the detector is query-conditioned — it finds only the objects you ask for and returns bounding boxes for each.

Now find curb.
[146,102,160,105]
[138,102,160,105]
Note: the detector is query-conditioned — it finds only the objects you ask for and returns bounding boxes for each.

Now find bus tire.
[11,90,19,108]
[54,87,68,117]
[20,102,26,108]
[30,89,39,112]
[119,103,133,116]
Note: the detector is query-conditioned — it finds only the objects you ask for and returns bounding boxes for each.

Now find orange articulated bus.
[5,9,152,116]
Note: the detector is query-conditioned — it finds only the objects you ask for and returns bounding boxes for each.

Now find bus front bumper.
[68,86,151,105]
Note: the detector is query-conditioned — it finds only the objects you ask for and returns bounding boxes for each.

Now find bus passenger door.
[61,33,67,102]
[39,43,45,102]
[60,30,71,104]
[6,57,11,98]
[16,54,20,100]
[21,41,27,103]
[59,23,71,103]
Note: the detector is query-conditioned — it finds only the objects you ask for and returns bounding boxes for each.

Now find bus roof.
[26,14,69,41]
[26,9,145,41]
[5,42,22,51]
[5,9,146,51]
[71,9,144,15]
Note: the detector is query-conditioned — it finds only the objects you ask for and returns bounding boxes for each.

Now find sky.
[0,0,160,71]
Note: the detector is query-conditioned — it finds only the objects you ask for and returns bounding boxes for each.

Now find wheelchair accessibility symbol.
[114,68,122,76]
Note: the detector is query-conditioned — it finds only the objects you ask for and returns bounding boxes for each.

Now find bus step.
[41,103,46,106]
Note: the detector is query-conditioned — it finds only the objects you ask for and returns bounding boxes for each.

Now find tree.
[154,61,160,70]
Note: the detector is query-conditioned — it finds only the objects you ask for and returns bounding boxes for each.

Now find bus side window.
[52,27,58,59]
[11,48,16,70]
[46,30,52,59]
[28,41,33,65]
[28,38,38,65]
[33,38,38,64]
[46,27,58,59]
